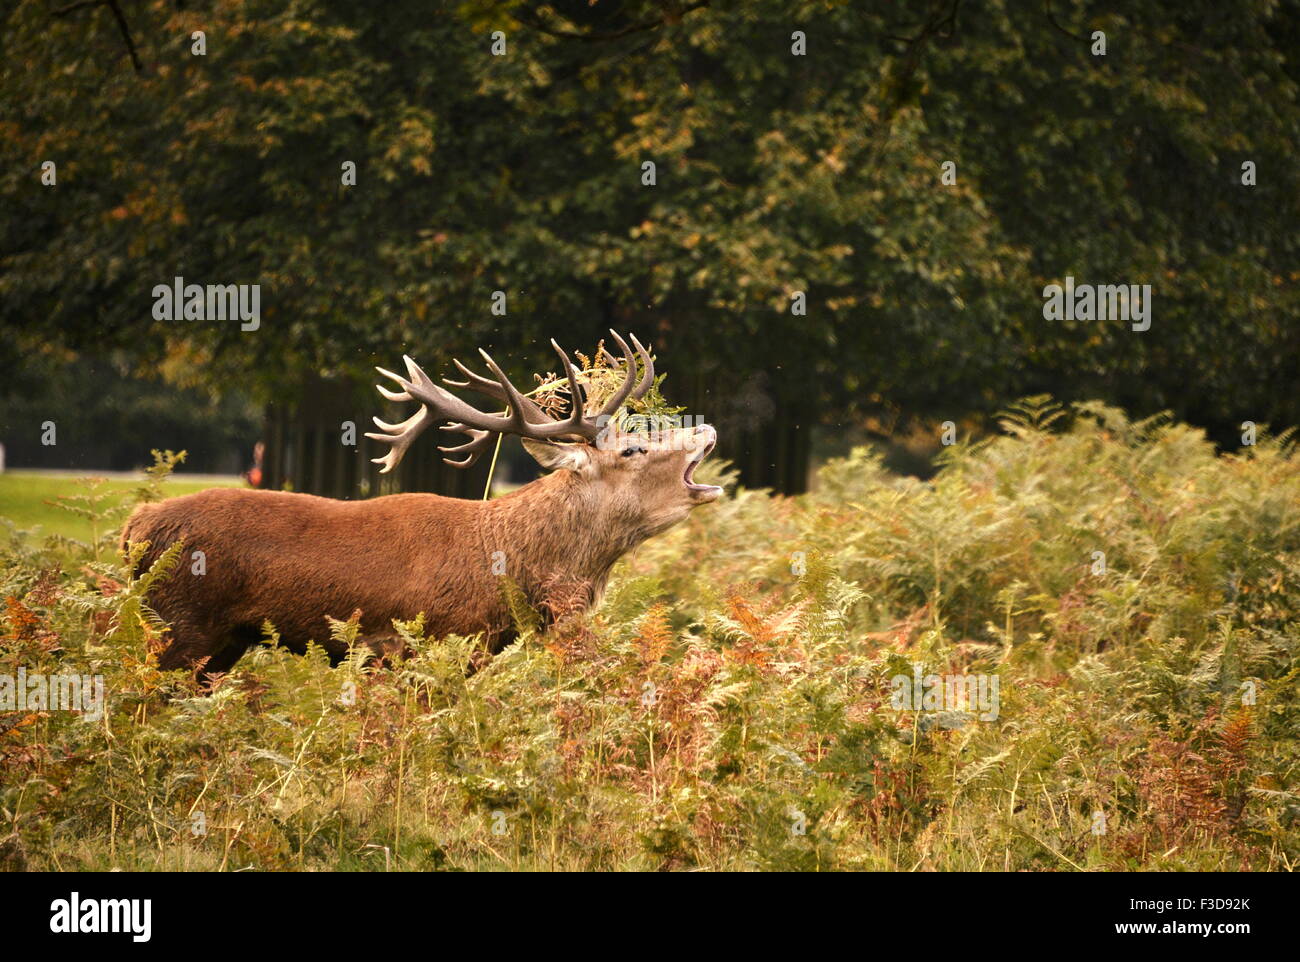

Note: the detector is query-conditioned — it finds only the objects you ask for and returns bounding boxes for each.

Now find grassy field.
[1,403,1298,871]
[0,471,240,546]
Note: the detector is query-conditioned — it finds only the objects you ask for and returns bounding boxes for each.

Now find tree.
[3,0,1297,492]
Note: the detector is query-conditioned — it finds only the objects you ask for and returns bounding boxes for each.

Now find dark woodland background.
[2,0,1297,494]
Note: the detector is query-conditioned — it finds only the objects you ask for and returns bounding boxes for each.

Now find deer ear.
[521,438,591,473]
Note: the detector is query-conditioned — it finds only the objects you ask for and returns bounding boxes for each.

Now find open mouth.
[683,436,723,498]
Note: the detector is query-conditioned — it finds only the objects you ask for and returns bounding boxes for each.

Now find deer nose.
[691,423,716,450]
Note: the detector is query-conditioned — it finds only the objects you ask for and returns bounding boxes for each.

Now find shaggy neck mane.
[477,469,640,619]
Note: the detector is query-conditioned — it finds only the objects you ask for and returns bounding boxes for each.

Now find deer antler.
[366,330,654,471]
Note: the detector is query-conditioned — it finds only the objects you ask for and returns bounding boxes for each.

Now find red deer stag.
[121,332,721,683]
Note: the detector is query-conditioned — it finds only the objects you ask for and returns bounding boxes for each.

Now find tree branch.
[52,0,144,74]
[1043,0,1090,44]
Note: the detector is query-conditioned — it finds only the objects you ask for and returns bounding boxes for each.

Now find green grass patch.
[0,470,240,545]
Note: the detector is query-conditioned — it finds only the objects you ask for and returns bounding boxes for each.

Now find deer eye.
[621,446,645,458]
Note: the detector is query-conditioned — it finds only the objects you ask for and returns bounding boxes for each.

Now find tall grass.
[1,401,1297,871]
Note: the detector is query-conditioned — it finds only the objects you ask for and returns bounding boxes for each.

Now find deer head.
[365,331,723,531]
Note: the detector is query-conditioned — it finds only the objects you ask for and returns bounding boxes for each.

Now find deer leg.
[194,640,251,688]
[155,624,248,688]
[155,631,213,674]
[347,633,410,668]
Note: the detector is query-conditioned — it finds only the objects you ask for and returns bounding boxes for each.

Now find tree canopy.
[3,0,1297,490]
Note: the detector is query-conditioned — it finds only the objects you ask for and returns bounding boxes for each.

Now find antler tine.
[594,329,639,419]
[444,357,553,425]
[402,355,437,391]
[374,366,413,402]
[547,338,594,436]
[436,423,495,468]
[365,406,430,474]
[475,348,542,436]
[473,348,595,440]
[596,333,652,398]
[628,333,654,400]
